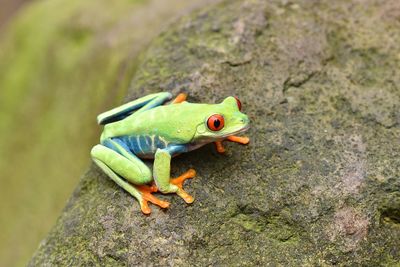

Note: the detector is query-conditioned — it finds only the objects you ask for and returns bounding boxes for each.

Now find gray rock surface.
[30,0,400,265]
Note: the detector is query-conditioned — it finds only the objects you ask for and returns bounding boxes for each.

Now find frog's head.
[192,96,250,143]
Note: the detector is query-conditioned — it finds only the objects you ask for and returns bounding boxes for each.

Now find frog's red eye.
[207,114,224,131]
[234,96,242,111]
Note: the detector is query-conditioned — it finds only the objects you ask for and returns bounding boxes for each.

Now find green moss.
[380,192,400,224]
[231,213,265,233]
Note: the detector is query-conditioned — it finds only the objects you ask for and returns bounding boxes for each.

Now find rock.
[30,0,400,265]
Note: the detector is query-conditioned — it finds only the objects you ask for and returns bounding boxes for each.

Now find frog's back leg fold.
[91,143,170,214]
[97,92,172,125]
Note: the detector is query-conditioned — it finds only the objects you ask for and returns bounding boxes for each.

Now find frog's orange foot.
[147,182,158,193]
[171,93,187,104]
[214,141,226,154]
[226,135,250,145]
[136,185,170,214]
[214,136,249,154]
[171,169,196,204]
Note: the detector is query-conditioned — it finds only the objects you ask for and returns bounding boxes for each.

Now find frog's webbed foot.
[214,135,250,154]
[136,184,170,214]
[170,169,196,204]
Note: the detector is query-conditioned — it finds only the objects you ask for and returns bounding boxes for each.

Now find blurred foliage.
[0,0,209,266]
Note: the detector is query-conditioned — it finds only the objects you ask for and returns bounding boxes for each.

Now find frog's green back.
[102,102,208,143]
[101,97,246,144]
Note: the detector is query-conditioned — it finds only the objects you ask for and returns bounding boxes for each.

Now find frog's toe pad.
[140,201,152,215]
[171,169,196,204]
[177,189,194,204]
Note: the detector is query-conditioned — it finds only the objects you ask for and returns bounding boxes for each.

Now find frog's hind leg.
[97,92,172,125]
[91,144,169,214]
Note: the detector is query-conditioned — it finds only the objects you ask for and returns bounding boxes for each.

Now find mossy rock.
[30,0,400,265]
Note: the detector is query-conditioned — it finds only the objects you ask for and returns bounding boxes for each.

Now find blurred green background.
[0,0,210,266]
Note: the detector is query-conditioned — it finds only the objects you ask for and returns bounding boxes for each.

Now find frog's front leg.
[153,147,196,203]
[214,136,250,154]
[91,140,169,214]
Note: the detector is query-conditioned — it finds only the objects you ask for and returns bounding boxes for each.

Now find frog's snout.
[239,116,249,124]
[236,114,250,133]
[239,114,250,126]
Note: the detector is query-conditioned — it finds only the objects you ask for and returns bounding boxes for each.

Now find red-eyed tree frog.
[91,92,250,214]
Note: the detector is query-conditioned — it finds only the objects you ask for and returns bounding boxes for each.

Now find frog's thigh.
[91,144,152,185]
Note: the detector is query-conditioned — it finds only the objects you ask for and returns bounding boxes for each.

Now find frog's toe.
[171,169,196,203]
[171,169,196,188]
[176,189,194,204]
[147,182,158,193]
[171,93,187,104]
[214,141,226,154]
[214,136,249,154]
[136,185,170,214]
[226,135,250,145]
[140,200,152,215]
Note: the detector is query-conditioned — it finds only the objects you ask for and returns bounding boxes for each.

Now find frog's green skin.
[91,92,249,214]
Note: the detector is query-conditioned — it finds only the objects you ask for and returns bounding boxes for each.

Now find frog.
[91,92,250,214]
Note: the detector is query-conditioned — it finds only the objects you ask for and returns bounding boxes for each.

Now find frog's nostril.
[240,116,249,124]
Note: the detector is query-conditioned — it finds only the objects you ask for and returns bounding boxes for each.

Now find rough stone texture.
[30,0,400,266]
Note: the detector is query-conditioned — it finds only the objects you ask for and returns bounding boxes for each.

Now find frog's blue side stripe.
[154,136,166,149]
[128,136,142,154]
[102,138,138,159]
[139,136,147,152]
[144,135,151,148]
[112,135,159,155]
[102,138,119,151]
[108,134,186,157]
[165,144,187,155]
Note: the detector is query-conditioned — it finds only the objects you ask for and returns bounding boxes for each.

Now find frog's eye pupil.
[234,96,242,111]
[207,114,224,131]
